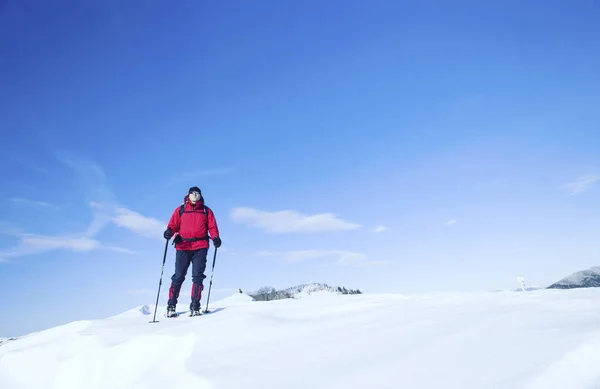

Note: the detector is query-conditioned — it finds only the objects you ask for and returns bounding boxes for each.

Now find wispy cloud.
[20,234,101,252]
[54,152,116,203]
[0,154,157,263]
[0,233,134,261]
[54,152,117,238]
[88,202,165,240]
[104,246,138,255]
[564,174,599,196]
[3,153,227,264]
[3,153,54,176]
[372,225,388,233]
[445,220,457,226]
[257,250,385,267]
[57,154,166,240]
[112,207,165,239]
[231,207,361,234]
[10,197,60,211]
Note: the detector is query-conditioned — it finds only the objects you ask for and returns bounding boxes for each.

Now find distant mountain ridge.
[547,266,600,289]
[249,283,362,301]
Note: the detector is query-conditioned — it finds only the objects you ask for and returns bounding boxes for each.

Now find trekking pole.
[203,247,218,313]
[150,239,170,323]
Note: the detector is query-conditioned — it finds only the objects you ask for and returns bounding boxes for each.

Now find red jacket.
[167,199,220,251]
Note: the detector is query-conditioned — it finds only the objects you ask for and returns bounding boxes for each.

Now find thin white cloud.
[257,250,385,267]
[0,233,134,260]
[54,153,118,238]
[10,197,60,211]
[231,207,361,234]
[564,174,599,196]
[105,246,138,255]
[91,202,166,239]
[445,220,457,226]
[112,207,164,239]
[4,153,54,176]
[0,155,158,262]
[372,225,388,233]
[20,234,101,252]
[58,155,166,239]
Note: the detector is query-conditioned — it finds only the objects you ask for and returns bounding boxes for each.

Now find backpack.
[179,203,208,217]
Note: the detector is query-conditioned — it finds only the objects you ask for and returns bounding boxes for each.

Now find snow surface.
[510,286,544,292]
[2,289,600,389]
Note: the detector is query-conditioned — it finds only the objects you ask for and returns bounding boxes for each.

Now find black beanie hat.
[189,186,201,194]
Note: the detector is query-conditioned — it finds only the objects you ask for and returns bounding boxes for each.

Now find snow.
[510,285,544,292]
[2,288,600,389]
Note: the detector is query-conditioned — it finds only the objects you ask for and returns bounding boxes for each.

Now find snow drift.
[1,289,600,389]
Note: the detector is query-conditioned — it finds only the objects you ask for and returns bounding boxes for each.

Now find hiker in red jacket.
[163,186,221,316]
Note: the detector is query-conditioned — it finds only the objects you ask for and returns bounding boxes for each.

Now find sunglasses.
[189,191,201,197]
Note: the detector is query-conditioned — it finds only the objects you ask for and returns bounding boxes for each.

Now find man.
[163,186,222,316]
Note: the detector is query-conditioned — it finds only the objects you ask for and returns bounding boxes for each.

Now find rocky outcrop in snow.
[250,283,361,301]
[0,337,18,346]
[547,266,600,289]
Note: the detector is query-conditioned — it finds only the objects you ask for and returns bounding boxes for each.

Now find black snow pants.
[167,248,208,310]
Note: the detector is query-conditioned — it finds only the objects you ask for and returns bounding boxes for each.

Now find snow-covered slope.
[2,289,600,389]
[547,266,600,289]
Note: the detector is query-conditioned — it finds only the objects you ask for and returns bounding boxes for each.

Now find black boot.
[190,300,202,316]
[166,305,177,318]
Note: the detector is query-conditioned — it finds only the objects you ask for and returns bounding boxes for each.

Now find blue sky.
[1,0,600,337]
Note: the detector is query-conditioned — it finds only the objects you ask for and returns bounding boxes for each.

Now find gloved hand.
[213,236,222,248]
[173,234,182,245]
[163,229,173,240]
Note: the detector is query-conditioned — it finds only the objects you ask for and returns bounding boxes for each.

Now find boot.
[166,305,177,318]
[190,301,202,316]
